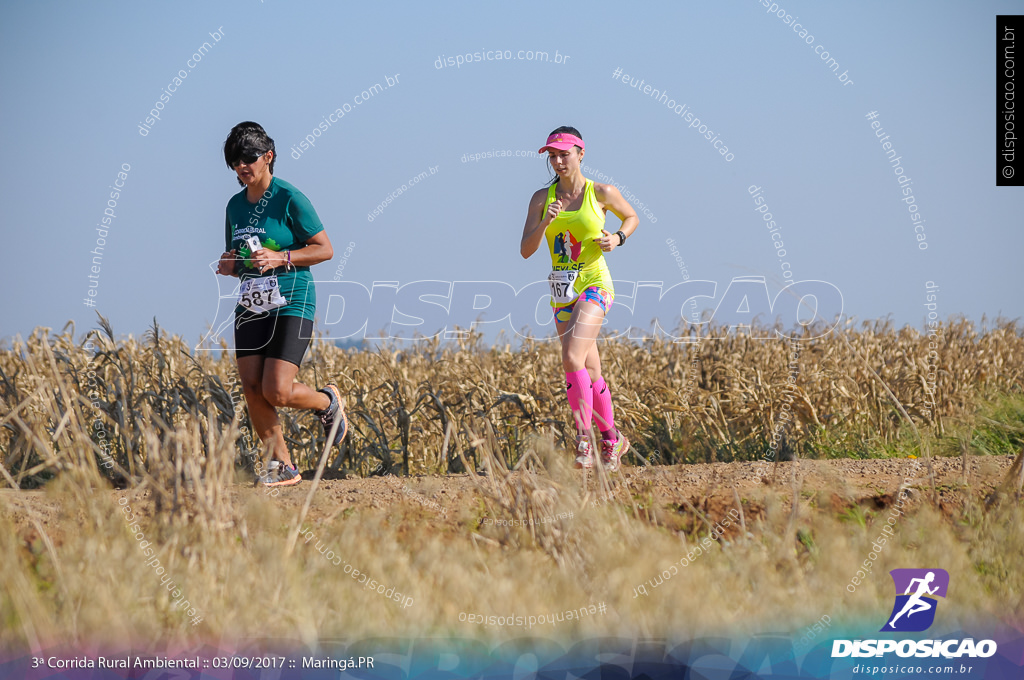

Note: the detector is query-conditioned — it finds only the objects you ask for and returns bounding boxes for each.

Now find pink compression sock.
[565,369,593,433]
[592,376,617,440]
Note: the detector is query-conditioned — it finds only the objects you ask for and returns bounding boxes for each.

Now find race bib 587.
[238,275,287,313]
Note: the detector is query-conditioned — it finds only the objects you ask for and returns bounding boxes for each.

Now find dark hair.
[224,121,276,186]
[544,125,583,187]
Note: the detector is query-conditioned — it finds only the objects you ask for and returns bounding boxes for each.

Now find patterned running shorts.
[553,286,614,323]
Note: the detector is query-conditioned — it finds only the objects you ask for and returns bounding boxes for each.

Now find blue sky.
[1,0,1019,346]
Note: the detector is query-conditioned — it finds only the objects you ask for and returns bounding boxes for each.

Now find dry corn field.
[1,317,1023,649]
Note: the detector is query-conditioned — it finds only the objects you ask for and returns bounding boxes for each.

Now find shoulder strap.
[583,178,601,212]
[544,182,557,212]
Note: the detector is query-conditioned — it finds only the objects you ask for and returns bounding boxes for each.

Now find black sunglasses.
[230,150,268,168]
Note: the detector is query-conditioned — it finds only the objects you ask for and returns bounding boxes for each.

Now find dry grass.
[0,316,1022,648]
[3,316,1022,485]
[1,461,1020,648]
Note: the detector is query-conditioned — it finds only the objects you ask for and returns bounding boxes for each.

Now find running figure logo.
[553,230,582,264]
[881,568,949,632]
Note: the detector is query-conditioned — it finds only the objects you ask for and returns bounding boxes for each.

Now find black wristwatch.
[615,231,627,246]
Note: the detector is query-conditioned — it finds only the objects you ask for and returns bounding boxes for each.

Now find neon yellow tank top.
[543,179,614,307]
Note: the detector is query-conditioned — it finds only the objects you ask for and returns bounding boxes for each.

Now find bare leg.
[261,358,330,411]
[556,300,606,374]
[237,356,330,468]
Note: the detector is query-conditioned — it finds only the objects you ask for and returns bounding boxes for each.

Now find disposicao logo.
[832,568,998,659]
[882,568,948,632]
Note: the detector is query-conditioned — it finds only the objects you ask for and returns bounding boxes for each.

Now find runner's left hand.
[250,249,287,274]
[594,230,617,253]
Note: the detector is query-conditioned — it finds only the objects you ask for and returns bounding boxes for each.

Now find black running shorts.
[234,313,314,366]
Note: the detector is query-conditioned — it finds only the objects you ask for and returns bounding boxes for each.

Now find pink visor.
[538,133,584,153]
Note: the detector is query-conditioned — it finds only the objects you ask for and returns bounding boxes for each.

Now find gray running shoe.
[260,460,301,487]
[316,384,347,446]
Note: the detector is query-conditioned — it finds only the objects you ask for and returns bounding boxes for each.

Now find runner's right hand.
[545,198,566,223]
[217,249,238,276]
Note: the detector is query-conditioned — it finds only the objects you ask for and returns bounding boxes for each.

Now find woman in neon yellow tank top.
[520,126,639,471]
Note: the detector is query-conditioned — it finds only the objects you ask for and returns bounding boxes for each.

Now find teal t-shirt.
[225,177,324,320]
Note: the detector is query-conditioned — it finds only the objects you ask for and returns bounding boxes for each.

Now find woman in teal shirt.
[216,121,346,487]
